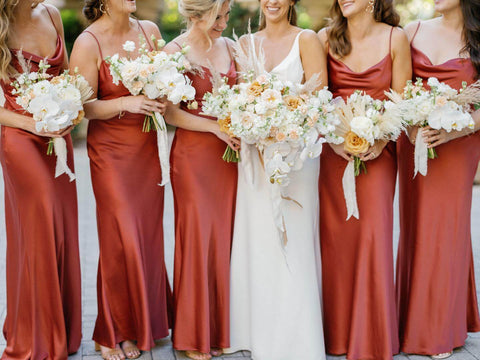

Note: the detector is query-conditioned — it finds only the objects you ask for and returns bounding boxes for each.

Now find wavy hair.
[83,0,106,22]
[258,0,300,31]
[0,0,18,81]
[327,0,400,58]
[460,0,480,79]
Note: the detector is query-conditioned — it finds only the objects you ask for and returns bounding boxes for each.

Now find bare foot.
[121,340,141,359]
[185,350,212,360]
[210,348,223,357]
[96,343,125,360]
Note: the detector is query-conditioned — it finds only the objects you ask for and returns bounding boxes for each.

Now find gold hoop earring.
[99,2,106,14]
[366,0,375,13]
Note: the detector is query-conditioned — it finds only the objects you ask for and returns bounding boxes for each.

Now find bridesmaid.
[396,0,480,357]
[69,0,170,358]
[317,0,411,359]
[0,1,82,359]
[163,0,238,359]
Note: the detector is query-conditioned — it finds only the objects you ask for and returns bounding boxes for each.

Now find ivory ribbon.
[414,129,428,177]
[342,161,359,220]
[155,112,170,186]
[240,144,256,187]
[54,137,75,182]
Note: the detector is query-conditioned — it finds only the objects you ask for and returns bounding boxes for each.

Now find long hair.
[258,0,300,31]
[0,0,18,81]
[460,0,480,79]
[83,0,105,22]
[327,0,400,58]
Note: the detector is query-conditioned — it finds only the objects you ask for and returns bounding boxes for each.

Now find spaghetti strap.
[83,31,104,60]
[389,26,394,53]
[171,41,183,51]
[137,20,154,50]
[223,38,233,62]
[42,4,58,36]
[410,21,422,46]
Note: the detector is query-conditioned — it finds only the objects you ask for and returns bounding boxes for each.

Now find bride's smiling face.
[260,0,294,24]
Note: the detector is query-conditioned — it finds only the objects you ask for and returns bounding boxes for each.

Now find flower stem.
[47,138,54,156]
[428,147,437,159]
[354,156,367,177]
[222,146,240,162]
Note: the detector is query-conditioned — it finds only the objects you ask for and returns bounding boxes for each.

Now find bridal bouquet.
[384,77,479,176]
[333,91,404,220]
[202,71,340,185]
[11,58,93,181]
[106,35,196,185]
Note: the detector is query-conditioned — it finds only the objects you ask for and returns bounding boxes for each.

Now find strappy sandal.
[95,342,126,360]
[185,350,212,360]
[121,341,141,359]
[431,351,453,359]
[210,348,223,357]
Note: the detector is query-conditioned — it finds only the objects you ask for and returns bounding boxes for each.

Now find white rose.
[123,41,136,52]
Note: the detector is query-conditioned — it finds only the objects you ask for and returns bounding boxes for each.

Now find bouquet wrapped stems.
[353,156,367,177]
[143,112,165,133]
[223,146,240,163]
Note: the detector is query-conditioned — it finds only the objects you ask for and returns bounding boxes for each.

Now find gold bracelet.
[118,97,125,118]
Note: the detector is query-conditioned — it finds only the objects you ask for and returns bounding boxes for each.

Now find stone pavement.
[0,143,480,360]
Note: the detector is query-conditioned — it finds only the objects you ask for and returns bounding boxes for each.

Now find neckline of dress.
[10,35,62,63]
[328,52,390,74]
[259,30,304,74]
[411,44,465,67]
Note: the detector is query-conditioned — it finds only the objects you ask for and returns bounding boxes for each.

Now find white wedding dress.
[226,30,326,360]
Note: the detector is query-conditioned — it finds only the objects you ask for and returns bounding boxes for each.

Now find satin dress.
[84,30,171,350]
[319,28,399,360]
[170,40,238,354]
[0,8,82,359]
[396,22,480,355]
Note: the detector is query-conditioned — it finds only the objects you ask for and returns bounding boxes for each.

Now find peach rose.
[247,81,264,97]
[72,110,85,126]
[435,96,447,107]
[343,131,369,155]
[284,95,304,111]
[276,132,286,142]
[218,116,234,136]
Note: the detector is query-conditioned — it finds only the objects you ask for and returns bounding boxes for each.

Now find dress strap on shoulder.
[137,20,154,50]
[83,30,104,60]
[389,26,394,53]
[42,4,58,36]
[410,21,422,46]
[171,41,183,51]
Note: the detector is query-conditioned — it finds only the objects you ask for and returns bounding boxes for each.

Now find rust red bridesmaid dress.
[319,27,399,360]
[84,30,170,350]
[0,7,82,359]
[170,40,237,354]
[396,22,480,355]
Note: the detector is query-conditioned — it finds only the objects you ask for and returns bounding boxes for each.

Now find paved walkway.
[0,143,480,360]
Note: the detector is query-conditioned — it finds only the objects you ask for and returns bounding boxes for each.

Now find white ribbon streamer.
[240,144,256,187]
[155,112,170,186]
[414,129,428,177]
[342,161,359,220]
[53,137,75,182]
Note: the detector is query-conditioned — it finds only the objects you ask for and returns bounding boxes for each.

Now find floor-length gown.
[0,6,82,359]
[227,30,326,360]
[396,21,480,355]
[84,30,171,350]
[319,28,399,360]
[170,39,238,353]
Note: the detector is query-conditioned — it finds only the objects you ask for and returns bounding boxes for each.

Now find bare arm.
[300,29,327,88]
[390,27,412,94]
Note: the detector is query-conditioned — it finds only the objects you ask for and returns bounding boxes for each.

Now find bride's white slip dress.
[226,30,326,360]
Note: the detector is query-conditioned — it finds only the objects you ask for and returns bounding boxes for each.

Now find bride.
[226,0,327,359]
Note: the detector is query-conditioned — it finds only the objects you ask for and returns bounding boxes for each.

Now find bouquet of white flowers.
[333,91,404,219]
[202,71,340,185]
[384,77,480,176]
[106,35,196,185]
[11,58,93,181]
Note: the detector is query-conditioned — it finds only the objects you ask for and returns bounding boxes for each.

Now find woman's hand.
[407,126,419,145]
[212,127,241,151]
[421,126,467,148]
[329,143,353,161]
[359,139,388,162]
[120,95,167,116]
[22,118,73,138]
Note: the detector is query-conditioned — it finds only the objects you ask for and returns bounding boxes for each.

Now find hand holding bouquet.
[333,91,404,219]
[106,35,196,185]
[384,77,480,176]
[11,59,93,181]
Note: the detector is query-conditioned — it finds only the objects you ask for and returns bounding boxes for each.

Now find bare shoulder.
[404,21,421,41]
[42,3,63,28]
[164,36,184,54]
[138,19,162,38]
[298,28,320,43]
[391,27,410,55]
[317,27,328,43]
[223,37,235,47]
[72,31,101,59]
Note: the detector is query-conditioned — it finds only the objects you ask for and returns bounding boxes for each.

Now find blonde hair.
[0,0,18,81]
[179,0,232,31]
